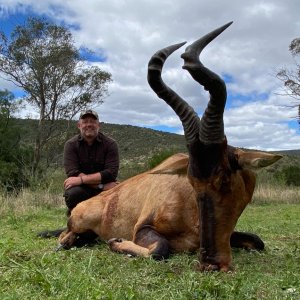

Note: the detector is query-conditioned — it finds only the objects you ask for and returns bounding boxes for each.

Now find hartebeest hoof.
[37,228,66,238]
[107,238,126,251]
[197,262,233,272]
[55,243,67,252]
[108,238,125,244]
[58,230,77,249]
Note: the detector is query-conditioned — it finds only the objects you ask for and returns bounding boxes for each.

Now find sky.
[0,0,299,151]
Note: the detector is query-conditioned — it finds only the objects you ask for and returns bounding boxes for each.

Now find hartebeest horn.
[147,42,201,144]
[181,22,233,144]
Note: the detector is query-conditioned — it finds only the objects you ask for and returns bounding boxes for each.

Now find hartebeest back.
[57,23,282,271]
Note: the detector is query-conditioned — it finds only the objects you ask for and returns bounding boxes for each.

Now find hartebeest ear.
[236,149,283,169]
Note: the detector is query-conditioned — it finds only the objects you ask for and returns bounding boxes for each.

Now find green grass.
[0,201,299,299]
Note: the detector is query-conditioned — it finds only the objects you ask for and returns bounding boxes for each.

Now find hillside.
[101,123,186,162]
[102,123,300,171]
[14,118,300,171]
[274,149,300,156]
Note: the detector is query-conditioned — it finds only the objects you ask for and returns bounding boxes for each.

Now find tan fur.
[59,151,281,271]
[60,154,198,249]
[58,24,285,271]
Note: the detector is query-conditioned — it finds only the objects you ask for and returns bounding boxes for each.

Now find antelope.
[57,22,282,271]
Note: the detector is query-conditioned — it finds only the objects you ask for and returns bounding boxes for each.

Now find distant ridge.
[274,149,300,156]
[14,118,300,167]
[100,122,187,163]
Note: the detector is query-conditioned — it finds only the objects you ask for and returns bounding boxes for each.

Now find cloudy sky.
[0,0,299,151]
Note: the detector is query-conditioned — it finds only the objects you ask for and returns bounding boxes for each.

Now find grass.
[0,188,299,299]
[253,183,300,204]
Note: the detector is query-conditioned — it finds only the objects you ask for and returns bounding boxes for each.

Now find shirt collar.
[78,132,102,143]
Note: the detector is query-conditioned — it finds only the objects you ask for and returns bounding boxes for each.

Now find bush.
[147,149,178,169]
[274,166,300,186]
[0,146,33,193]
[0,89,34,192]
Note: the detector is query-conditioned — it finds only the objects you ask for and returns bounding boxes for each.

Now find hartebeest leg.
[108,227,170,260]
[56,213,100,250]
[134,227,170,259]
[108,238,151,257]
[57,230,78,250]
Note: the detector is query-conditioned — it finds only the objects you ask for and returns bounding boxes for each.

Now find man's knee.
[64,186,100,210]
[64,186,87,210]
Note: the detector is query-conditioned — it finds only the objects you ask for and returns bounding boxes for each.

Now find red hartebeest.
[58,22,282,271]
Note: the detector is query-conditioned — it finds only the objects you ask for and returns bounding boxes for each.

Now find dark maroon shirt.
[64,132,119,183]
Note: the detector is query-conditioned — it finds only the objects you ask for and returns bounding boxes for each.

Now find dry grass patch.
[0,189,64,215]
[252,184,300,204]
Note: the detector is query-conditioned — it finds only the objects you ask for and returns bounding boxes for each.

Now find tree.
[0,90,32,192]
[0,17,112,176]
[277,38,300,126]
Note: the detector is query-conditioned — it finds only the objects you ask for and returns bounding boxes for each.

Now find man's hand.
[64,175,119,191]
[64,176,82,190]
[103,181,119,191]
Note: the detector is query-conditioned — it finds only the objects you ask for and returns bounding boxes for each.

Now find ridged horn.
[181,22,233,144]
[147,42,201,144]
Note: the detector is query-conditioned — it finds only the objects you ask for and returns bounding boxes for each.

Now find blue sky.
[0,8,30,34]
[0,0,299,150]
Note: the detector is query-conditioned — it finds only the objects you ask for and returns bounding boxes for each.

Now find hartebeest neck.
[187,138,235,271]
[187,138,229,180]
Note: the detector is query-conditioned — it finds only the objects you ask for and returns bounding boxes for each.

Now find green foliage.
[118,162,147,181]
[147,148,178,169]
[256,152,300,187]
[101,123,186,164]
[0,149,32,192]
[0,90,33,192]
[27,168,66,195]
[256,169,285,187]
[274,165,300,186]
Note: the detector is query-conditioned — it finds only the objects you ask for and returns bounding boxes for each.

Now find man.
[37,109,119,240]
[63,109,119,214]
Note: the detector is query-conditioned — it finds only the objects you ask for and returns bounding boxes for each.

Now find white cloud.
[0,0,299,150]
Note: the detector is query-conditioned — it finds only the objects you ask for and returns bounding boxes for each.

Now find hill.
[274,149,300,156]
[101,123,300,171]
[14,118,186,163]
[100,123,186,162]
[14,118,300,171]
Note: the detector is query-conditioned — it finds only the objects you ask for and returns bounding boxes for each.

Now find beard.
[81,128,98,139]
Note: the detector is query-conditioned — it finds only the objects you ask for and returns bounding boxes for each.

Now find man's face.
[77,116,100,140]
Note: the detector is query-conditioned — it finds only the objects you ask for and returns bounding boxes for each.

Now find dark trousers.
[64,185,101,212]
[63,186,101,243]
[38,186,100,240]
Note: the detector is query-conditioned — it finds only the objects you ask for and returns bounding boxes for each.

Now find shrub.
[0,138,34,192]
[147,149,178,169]
[274,166,300,186]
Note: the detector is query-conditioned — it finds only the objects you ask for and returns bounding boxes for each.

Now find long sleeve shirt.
[63,132,119,183]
